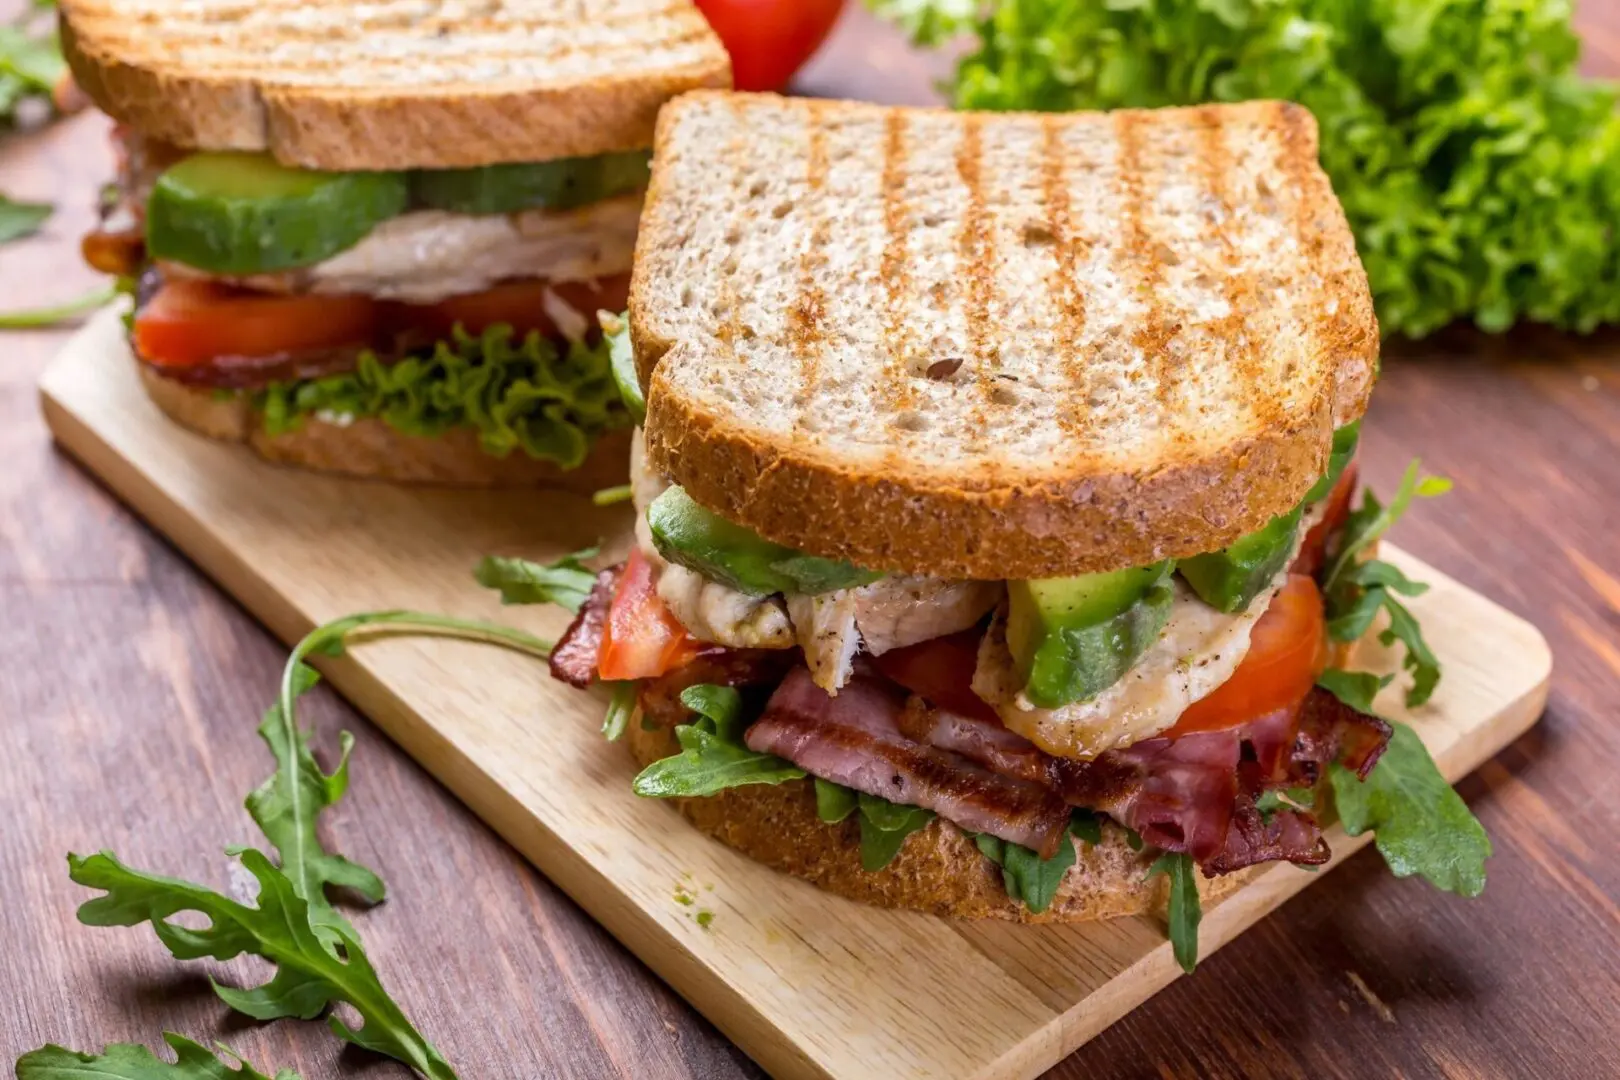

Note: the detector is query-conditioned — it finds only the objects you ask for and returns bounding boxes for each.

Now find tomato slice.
[871,629,1001,723]
[1292,462,1359,578]
[402,273,633,340]
[1166,574,1328,737]
[597,549,706,681]
[694,0,847,92]
[134,280,380,368]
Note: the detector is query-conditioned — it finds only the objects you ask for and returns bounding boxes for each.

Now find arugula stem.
[0,284,117,328]
[278,611,554,733]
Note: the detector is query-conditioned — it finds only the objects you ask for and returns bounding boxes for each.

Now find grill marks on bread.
[632,94,1378,579]
[60,0,730,169]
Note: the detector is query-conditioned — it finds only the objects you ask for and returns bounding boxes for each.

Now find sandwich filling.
[84,130,643,467]
[548,423,1381,883]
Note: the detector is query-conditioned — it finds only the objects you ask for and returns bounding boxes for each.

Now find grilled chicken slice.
[851,576,1001,656]
[788,591,862,693]
[658,564,794,649]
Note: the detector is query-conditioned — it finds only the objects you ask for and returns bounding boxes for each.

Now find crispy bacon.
[548,566,621,688]
[1203,796,1330,875]
[745,667,1073,857]
[637,647,800,728]
[1293,688,1393,782]
[883,686,1390,876]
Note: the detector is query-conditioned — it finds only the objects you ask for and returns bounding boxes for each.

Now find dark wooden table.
[4,7,1618,1079]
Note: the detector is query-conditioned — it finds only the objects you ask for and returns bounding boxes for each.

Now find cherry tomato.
[695,0,847,92]
[1292,462,1360,578]
[871,629,1001,723]
[134,280,379,368]
[400,272,632,340]
[1167,574,1328,736]
[597,549,706,681]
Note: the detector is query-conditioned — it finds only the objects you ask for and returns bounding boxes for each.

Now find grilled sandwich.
[536,93,1472,934]
[64,0,729,485]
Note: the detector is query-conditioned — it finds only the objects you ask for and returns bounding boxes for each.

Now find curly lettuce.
[870,0,1620,338]
[257,324,629,469]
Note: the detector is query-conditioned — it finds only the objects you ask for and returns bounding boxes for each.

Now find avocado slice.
[1179,504,1305,614]
[648,486,881,597]
[146,152,409,275]
[1006,561,1176,709]
[1303,420,1361,504]
[411,151,651,215]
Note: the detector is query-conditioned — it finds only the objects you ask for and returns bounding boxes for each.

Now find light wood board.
[39,309,1552,1080]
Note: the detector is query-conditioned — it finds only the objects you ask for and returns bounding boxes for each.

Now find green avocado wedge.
[1179,504,1306,614]
[648,486,881,597]
[1304,420,1362,504]
[411,151,652,215]
[1006,561,1176,709]
[146,152,409,275]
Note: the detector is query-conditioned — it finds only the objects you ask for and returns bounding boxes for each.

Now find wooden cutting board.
[39,309,1551,1080]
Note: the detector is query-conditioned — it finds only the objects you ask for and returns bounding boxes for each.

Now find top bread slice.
[59,0,731,170]
[631,92,1379,581]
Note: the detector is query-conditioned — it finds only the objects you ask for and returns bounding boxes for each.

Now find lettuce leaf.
[258,324,629,468]
[872,0,1620,338]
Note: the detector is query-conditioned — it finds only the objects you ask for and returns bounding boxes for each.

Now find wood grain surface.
[36,307,1552,1080]
[3,4,1618,1079]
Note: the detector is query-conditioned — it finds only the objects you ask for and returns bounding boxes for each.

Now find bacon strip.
[637,647,800,729]
[745,668,1073,858]
[548,566,621,688]
[1203,796,1330,875]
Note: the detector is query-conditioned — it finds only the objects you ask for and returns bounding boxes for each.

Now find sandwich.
[497,93,1488,963]
[63,0,729,486]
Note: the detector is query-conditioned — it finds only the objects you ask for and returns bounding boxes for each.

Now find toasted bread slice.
[60,0,730,169]
[138,363,631,489]
[632,93,1378,580]
[625,717,1252,922]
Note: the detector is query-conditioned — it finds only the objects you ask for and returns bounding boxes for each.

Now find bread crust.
[630,93,1379,580]
[138,363,630,490]
[625,718,1252,923]
[60,3,731,169]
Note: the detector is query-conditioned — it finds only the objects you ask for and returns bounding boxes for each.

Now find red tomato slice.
[401,273,633,340]
[134,280,380,369]
[871,629,1001,723]
[597,549,706,681]
[1166,574,1328,737]
[1292,462,1359,578]
[695,0,847,92]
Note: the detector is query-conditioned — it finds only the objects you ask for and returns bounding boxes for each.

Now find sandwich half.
[517,93,1477,937]
[65,0,729,486]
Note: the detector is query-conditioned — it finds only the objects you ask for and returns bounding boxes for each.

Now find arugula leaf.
[0,283,117,328]
[1255,786,1317,820]
[247,663,385,947]
[1323,463,1450,707]
[973,829,1077,915]
[1068,808,1103,847]
[1316,668,1394,714]
[873,0,1620,338]
[600,309,645,425]
[1329,722,1491,897]
[814,778,859,824]
[474,546,600,613]
[1148,853,1202,975]
[856,793,934,872]
[69,849,455,1079]
[591,484,633,507]
[601,681,636,742]
[631,683,805,797]
[17,1033,298,1080]
[258,324,629,468]
[0,194,50,244]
